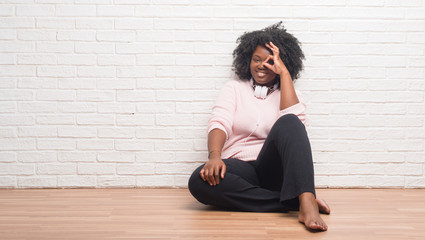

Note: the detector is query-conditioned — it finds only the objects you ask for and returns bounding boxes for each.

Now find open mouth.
[257,71,267,78]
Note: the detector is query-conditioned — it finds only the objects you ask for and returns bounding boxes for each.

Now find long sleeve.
[207,81,237,140]
[278,90,306,125]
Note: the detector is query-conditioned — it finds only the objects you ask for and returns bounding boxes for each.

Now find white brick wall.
[0,1,424,189]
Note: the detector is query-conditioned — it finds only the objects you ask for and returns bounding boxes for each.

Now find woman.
[188,22,330,231]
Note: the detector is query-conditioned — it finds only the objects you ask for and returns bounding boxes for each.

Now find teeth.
[258,72,265,77]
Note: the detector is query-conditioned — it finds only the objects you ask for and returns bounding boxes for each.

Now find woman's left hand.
[263,41,289,76]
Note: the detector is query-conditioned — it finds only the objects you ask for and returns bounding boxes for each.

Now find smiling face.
[250,45,277,86]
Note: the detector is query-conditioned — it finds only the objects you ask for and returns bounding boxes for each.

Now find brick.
[0,41,34,53]
[37,66,76,77]
[77,114,115,125]
[98,55,136,66]
[58,176,96,187]
[115,18,152,29]
[0,152,16,163]
[58,102,97,113]
[98,176,135,187]
[0,115,34,126]
[136,6,212,18]
[117,67,155,78]
[176,102,211,114]
[116,114,155,126]
[115,140,154,151]
[77,67,115,77]
[18,54,57,65]
[37,90,75,101]
[18,102,57,113]
[116,43,154,54]
[18,78,57,89]
[136,31,173,42]
[58,151,97,163]
[117,164,155,175]
[0,102,15,113]
[175,55,214,66]
[77,140,114,150]
[18,126,57,137]
[78,163,115,175]
[328,176,367,188]
[97,152,135,163]
[136,77,173,90]
[58,127,97,138]
[137,102,174,113]
[0,78,16,89]
[155,140,193,151]
[136,152,175,163]
[0,177,16,188]
[75,42,114,54]
[0,90,33,101]
[18,177,57,188]
[367,176,405,187]
[36,18,75,29]
[58,55,96,65]
[97,5,134,17]
[0,5,13,16]
[56,5,96,17]
[155,162,199,174]
[0,66,35,77]
[0,128,16,138]
[0,17,34,28]
[136,54,175,66]
[96,31,135,42]
[36,42,74,53]
[136,175,174,187]
[77,90,114,102]
[136,128,174,139]
[117,90,155,102]
[0,54,15,64]
[76,18,113,29]
[18,152,57,163]
[38,139,75,150]
[156,114,193,126]
[97,128,135,139]
[175,31,214,42]
[97,78,135,90]
[59,78,96,89]
[98,103,135,114]
[16,5,55,16]
[0,164,34,175]
[38,163,77,175]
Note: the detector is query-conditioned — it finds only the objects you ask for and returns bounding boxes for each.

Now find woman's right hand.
[199,157,226,186]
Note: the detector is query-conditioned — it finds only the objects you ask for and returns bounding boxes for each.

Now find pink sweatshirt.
[207,80,306,161]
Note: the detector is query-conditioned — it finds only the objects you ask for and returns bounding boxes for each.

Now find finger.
[220,163,226,179]
[214,165,220,185]
[200,169,205,181]
[204,169,212,185]
[269,41,279,51]
[208,170,215,186]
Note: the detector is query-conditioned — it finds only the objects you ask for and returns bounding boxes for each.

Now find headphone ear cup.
[254,85,261,98]
[260,86,267,99]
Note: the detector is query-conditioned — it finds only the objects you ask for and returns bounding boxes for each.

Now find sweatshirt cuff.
[207,123,229,140]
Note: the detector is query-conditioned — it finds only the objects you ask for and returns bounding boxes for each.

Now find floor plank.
[0,189,424,239]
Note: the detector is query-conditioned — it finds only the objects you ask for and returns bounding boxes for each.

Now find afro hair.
[232,22,305,83]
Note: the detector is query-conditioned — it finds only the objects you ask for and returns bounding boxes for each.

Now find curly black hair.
[232,22,305,83]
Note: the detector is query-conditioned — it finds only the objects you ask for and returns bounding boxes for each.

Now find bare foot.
[316,198,331,214]
[298,193,328,231]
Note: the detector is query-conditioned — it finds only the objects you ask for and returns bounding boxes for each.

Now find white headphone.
[250,79,278,100]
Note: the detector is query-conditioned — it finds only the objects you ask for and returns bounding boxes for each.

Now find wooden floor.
[0,189,425,240]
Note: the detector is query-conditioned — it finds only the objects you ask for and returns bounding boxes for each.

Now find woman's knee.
[188,164,209,203]
[276,114,303,128]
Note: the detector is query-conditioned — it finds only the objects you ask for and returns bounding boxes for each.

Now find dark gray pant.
[188,114,316,212]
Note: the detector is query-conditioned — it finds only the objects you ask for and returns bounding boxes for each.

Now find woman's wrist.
[208,150,221,160]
